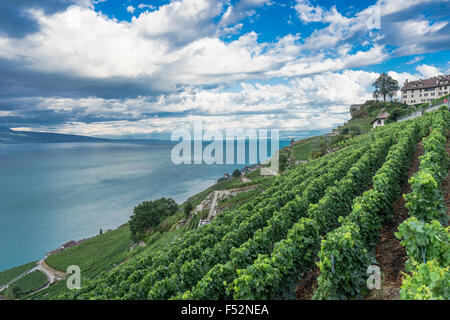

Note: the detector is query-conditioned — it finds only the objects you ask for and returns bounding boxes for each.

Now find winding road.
[0,258,64,295]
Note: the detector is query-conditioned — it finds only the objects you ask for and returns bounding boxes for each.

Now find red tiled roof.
[371,112,389,124]
[401,74,450,91]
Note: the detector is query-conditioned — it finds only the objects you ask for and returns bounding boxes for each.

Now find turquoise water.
[0,140,290,271]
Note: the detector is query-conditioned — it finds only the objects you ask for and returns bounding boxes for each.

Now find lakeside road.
[0,258,65,295]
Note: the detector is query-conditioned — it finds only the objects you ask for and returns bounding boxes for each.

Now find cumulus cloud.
[0,0,448,136]
[0,4,386,94]
[4,70,382,136]
[294,0,450,55]
[415,64,443,78]
[219,0,271,28]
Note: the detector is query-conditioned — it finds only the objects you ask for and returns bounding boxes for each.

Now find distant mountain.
[0,128,110,144]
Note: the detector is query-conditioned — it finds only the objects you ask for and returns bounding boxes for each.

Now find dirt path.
[366,140,424,300]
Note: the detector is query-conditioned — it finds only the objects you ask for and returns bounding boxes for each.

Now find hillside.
[6,108,443,300]
[0,127,109,144]
[1,107,448,301]
[284,100,424,163]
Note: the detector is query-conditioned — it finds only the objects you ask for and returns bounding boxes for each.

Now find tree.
[372,73,399,102]
[99,228,103,235]
[232,169,241,177]
[129,197,178,242]
[347,126,361,135]
[386,108,403,123]
[184,202,193,218]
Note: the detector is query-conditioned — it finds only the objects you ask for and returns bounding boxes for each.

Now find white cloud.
[219,0,271,27]
[1,0,448,136]
[137,3,156,11]
[405,56,424,65]
[8,69,382,136]
[0,3,389,92]
[415,64,443,78]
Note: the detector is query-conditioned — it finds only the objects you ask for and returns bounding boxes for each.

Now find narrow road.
[0,257,65,295]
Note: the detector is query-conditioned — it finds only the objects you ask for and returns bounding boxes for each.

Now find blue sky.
[0,0,449,138]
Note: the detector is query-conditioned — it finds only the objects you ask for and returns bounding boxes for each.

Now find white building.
[401,74,450,105]
[371,112,389,128]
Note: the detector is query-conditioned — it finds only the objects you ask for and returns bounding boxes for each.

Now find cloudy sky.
[0,0,449,138]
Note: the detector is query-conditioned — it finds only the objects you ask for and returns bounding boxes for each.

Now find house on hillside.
[371,112,389,128]
[401,74,450,105]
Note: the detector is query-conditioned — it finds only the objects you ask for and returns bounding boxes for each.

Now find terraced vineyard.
[61,109,448,300]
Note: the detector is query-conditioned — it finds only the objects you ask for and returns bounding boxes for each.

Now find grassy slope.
[291,136,335,161]
[186,175,265,207]
[13,270,48,296]
[45,225,132,279]
[28,226,187,299]
[339,117,374,133]
[20,100,436,299]
[1,270,48,298]
[0,261,37,286]
[292,138,316,160]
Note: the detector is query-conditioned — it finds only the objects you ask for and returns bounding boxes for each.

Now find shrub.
[400,260,449,300]
[129,198,178,242]
[395,217,449,271]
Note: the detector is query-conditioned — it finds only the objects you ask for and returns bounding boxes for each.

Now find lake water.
[0,139,290,271]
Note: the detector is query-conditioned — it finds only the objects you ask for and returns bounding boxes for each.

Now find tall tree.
[372,73,399,102]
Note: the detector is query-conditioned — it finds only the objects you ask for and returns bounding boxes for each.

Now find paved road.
[0,258,63,295]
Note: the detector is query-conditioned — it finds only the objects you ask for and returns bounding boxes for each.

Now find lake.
[0,139,290,271]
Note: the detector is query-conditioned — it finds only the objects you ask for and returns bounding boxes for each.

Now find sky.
[0,0,449,139]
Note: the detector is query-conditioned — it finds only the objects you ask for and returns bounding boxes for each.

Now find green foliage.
[404,110,448,224]
[45,225,132,279]
[315,120,424,299]
[314,223,371,299]
[292,140,315,160]
[47,111,447,301]
[0,261,37,286]
[396,218,449,271]
[6,270,48,298]
[231,218,319,299]
[218,189,260,208]
[184,202,193,218]
[386,107,403,123]
[400,260,449,300]
[232,169,241,177]
[129,198,178,241]
[404,172,447,223]
[279,152,289,171]
[5,286,20,300]
[68,140,373,299]
[396,110,450,300]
